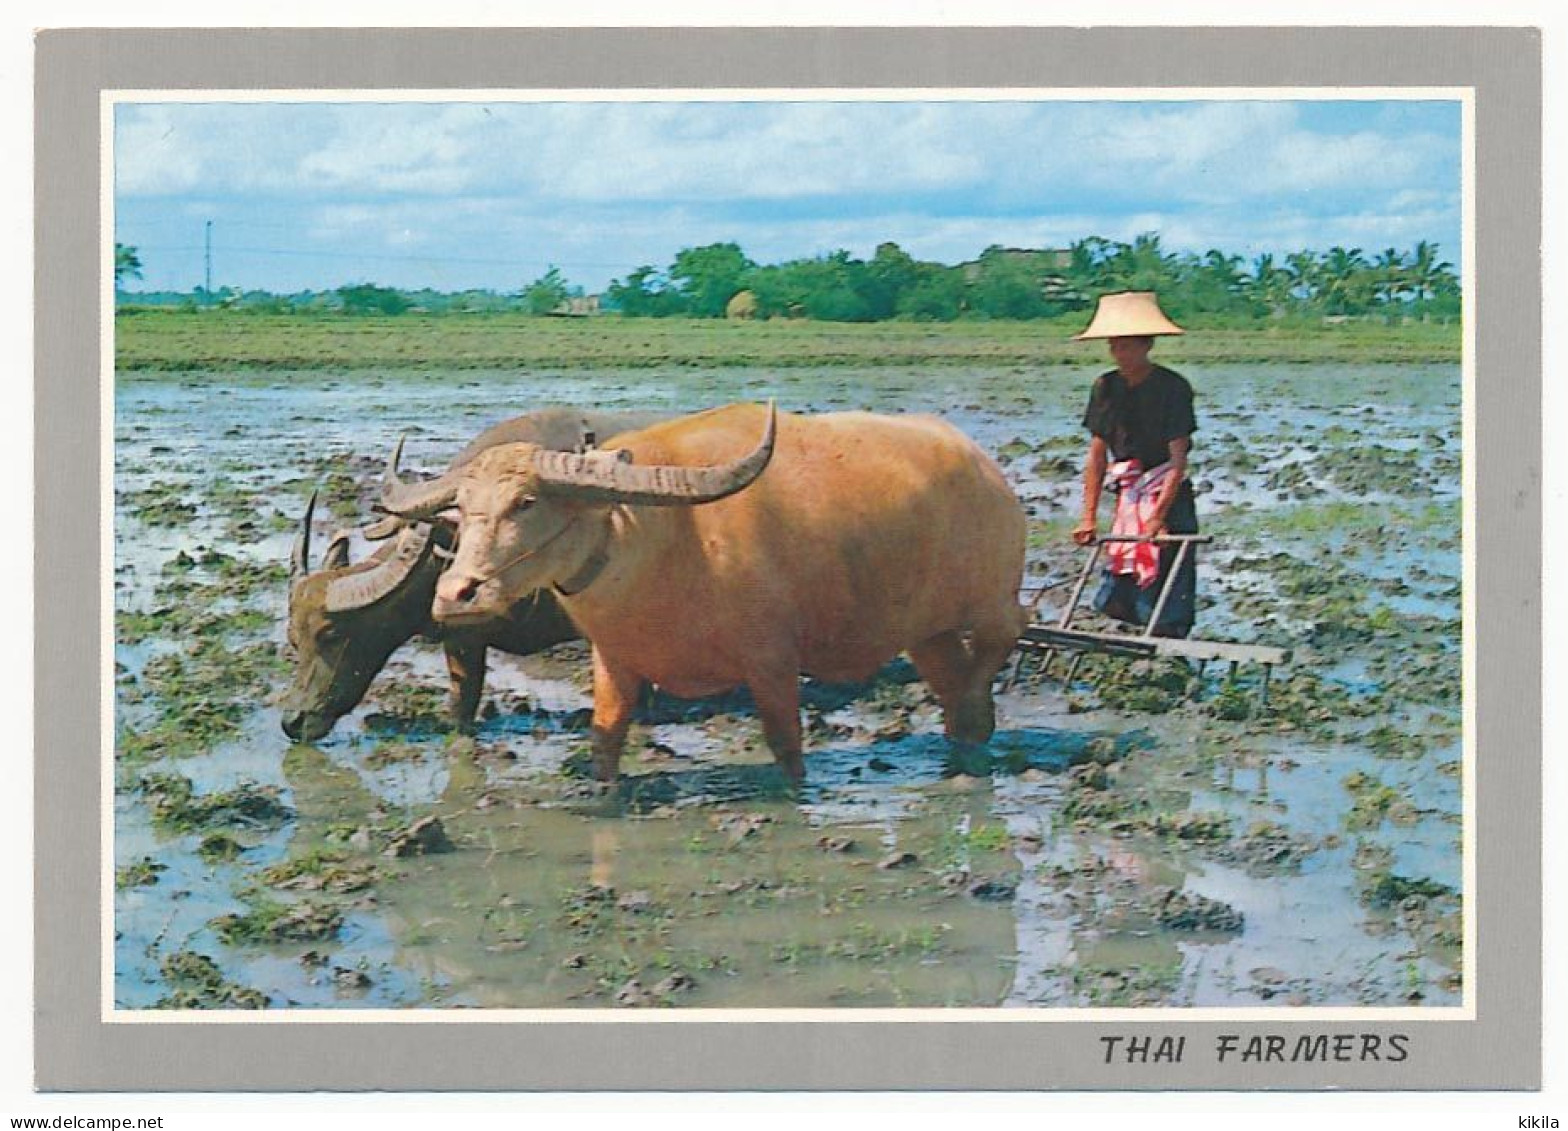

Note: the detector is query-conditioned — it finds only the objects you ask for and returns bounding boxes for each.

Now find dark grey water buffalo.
[382,402,1028,782]
[280,408,665,742]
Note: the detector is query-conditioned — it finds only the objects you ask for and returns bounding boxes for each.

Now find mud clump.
[1364,872,1455,909]
[116,856,167,889]
[211,898,344,944]
[966,876,1018,902]
[1362,723,1427,759]
[615,890,656,914]
[614,971,696,1007]
[1213,820,1318,875]
[1342,770,1419,830]
[382,815,454,858]
[1152,887,1244,933]
[138,772,292,833]
[155,950,268,1010]
[261,848,382,894]
[711,811,772,845]
[1090,659,1197,715]
[197,832,247,863]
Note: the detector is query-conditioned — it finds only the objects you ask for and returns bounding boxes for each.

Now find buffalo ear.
[322,530,354,570]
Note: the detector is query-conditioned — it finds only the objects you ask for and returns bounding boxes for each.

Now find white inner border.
[100,85,1477,1025]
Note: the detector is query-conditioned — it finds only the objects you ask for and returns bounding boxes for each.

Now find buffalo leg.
[748,667,805,781]
[445,642,487,731]
[590,649,643,782]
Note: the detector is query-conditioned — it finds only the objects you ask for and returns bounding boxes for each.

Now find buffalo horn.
[290,489,318,578]
[378,433,461,520]
[360,514,405,541]
[322,523,434,613]
[532,402,778,506]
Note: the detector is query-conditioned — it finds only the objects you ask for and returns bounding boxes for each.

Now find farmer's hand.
[1144,518,1169,542]
[1071,519,1097,546]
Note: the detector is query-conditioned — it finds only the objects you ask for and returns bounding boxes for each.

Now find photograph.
[107,91,1470,1017]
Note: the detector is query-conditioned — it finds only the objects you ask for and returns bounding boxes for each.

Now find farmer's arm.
[1148,435,1190,538]
[1073,435,1109,545]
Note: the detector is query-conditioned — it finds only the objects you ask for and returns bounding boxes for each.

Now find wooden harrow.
[1005,533,1290,712]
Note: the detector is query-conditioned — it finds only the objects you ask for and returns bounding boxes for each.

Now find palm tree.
[1319,246,1370,314]
[1284,250,1322,307]
[114,243,143,287]
[1249,252,1293,314]
[1063,236,1117,304]
[1371,247,1408,307]
[1406,240,1454,303]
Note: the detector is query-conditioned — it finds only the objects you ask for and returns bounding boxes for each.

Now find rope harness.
[443,509,611,599]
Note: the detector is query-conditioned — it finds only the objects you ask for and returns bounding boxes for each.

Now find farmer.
[1070,291,1198,639]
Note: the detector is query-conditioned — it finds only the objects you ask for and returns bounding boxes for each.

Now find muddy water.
[114,362,1463,1009]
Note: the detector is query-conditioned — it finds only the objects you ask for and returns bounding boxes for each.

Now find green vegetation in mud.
[1364,872,1456,908]
[137,771,292,834]
[1062,960,1187,1007]
[197,832,248,863]
[1082,657,1198,715]
[118,621,289,764]
[256,847,384,895]
[115,311,1459,373]
[115,856,167,889]
[1060,764,1233,844]
[1342,770,1421,830]
[155,950,269,1009]
[119,481,198,526]
[1212,820,1320,876]
[363,688,455,735]
[770,921,949,967]
[212,897,344,945]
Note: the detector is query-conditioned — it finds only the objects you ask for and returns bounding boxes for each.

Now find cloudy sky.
[113,98,1463,294]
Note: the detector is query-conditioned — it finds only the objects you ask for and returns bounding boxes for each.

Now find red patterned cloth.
[1106,460,1176,589]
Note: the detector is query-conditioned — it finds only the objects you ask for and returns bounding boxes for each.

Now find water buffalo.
[381,402,1028,781]
[280,407,665,743]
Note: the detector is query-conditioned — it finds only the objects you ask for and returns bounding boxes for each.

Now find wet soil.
[113,362,1463,1009]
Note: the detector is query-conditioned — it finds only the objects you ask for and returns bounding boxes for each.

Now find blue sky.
[114,98,1463,294]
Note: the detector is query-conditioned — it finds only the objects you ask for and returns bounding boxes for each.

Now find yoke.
[1006,534,1291,711]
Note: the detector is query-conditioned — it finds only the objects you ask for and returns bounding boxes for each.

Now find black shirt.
[1081,363,1198,469]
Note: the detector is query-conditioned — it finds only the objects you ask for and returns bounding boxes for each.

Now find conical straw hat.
[1071,291,1185,340]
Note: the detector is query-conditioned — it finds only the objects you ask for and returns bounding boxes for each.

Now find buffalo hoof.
[944,696,996,745]
[771,750,805,784]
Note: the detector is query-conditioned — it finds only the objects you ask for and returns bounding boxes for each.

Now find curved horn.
[322,523,434,614]
[290,489,318,577]
[531,402,778,506]
[360,514,405,541]
[379,433,461,520]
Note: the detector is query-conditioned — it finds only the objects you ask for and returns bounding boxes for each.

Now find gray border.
[36,26,1541,1091]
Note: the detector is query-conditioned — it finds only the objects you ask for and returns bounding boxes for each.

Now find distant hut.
[725,289,759,321]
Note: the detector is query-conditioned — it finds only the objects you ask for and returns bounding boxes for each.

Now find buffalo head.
[379,404,777,625]
[280,490,440,742]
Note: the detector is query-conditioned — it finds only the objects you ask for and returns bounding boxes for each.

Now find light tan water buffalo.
[280,407,664,743]
[380,403,1028,782]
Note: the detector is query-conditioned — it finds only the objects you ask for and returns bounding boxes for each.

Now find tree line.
[115,233,1460,322]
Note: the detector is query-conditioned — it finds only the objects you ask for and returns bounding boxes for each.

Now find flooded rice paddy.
[113,362,1463,1010]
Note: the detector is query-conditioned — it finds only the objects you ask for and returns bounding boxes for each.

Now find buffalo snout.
[433,570,495,623]
[280,709,332,744]
[436,570,481,606]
